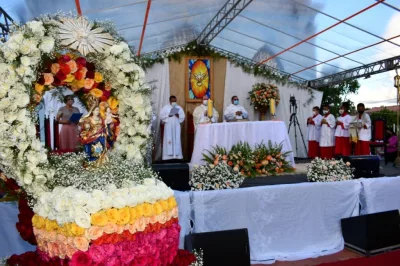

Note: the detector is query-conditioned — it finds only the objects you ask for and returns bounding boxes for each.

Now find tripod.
[287,102,308,158]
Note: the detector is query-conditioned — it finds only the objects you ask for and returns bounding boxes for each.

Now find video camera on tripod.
[287,95,307,157]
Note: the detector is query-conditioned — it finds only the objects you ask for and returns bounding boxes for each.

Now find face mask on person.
[339,109,344,115]
[171,102,177,108]
[203,100,208,106]
[323,110,329,114]
[233,100,239,105]
[358,110,364,114]
[313,111,318,116]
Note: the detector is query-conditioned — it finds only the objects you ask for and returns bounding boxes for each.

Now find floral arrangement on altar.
[202,141,294,178]
[0,14,201,266]
[189,162,244,191]
[248,83,280,111]
[306,158,354,182]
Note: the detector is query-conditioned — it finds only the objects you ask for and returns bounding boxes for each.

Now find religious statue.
[79,105,109,165]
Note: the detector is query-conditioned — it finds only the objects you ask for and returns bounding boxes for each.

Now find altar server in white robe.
[334,103,352,156]
[193,95,219,130]
[354,103,371,155]
[319,104,336,159]
[224,95,248,122]
[160,96,185,160]
[307,106,322,158]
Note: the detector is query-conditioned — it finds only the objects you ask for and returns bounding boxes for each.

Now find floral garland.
[307,158,354,182]
[203,141,294,177]
[248,83,280,111]
[0,15,152,200]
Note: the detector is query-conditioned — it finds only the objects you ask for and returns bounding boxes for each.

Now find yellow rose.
[90,88,103,98]
[44,219,54,231]
[129,207,137,224]
[142,203,154,217]
[91,211,108,227]
[64,74,75,82]
[135,204,144,219]
[107,97,119,110]
[117,207,131,225]
[153,202,163,215]
[69,223,85,237]
[105,208,120,224]
[57,226,67,236]
[34,83,45,95]
[94,72,103,83]
[159,200,169,211]
[32,215,44,229]
[168,197,177,209]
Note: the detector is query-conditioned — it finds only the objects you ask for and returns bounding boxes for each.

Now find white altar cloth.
[191,180,361,263]
[360,176,400,215]
[190,121,295,167]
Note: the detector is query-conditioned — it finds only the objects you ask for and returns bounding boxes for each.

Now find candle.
[269,98,275,116]
[207,99,213,117]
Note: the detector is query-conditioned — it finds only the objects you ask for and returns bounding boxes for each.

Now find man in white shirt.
[224,95,249,122]
[193,95,219,130]
[159,96,185,160]
[306,106,322,158]
[319,104,336,159]
[354,103,371,155]
[334,103,352,156]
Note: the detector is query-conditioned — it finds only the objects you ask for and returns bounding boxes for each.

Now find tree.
[318,80,360,115]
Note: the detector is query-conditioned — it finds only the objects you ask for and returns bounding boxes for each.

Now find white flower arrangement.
[0,15,152,200]
[191,249,204,266]
[306,157,354,182]
[189,162,244,191]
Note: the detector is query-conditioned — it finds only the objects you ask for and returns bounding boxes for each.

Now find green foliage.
[202,145,228,164]
[318,80,360,115]
[369,107,397,128]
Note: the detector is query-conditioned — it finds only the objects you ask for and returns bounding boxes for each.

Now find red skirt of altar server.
[355,141,370,155]
[320,147,334,159]
[308,141,319,158]
[334,137,351,156]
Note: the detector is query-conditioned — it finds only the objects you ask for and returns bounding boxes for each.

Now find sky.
[1,0,399,108]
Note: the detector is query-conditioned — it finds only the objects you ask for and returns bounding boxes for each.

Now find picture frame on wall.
[185,56,213,102]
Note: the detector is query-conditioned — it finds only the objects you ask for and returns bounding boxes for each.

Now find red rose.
[37,76,46,85]
[86,71,95,79]
[97,82,105,90]
[55,71,67,82]
[86,62,95,71]
[59,64,71,75]
[76,57,87,67]
[58,55,71,64]
[7,254,20,265]
[70,251,93,266]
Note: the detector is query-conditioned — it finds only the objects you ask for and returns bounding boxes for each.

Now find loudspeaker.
[188,229,250,266]
[340,155,380,178]
[341,210,400,256]
[151,163,190,191]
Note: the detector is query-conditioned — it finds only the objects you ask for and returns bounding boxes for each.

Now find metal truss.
[197,0,253,45]
[0,7,13,42]
[309,55,400,88]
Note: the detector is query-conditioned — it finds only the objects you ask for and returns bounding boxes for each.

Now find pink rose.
[65,244,77,258]
[157,228,167,240]
[89,245,106,263]
[84,78,95,89]
[70,251,93,266]
[43,73,54,85]
[102,243,115,257]
[134,256,148,266]
[66,60,78,73]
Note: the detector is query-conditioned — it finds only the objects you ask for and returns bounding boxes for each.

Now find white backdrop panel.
[360,176,400,215]
[191,181,361,264]
[146,59,170,162]
[174,191,191,249]
[223,62,323,158]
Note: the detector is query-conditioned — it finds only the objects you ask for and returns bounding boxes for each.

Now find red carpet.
[317,250,400,266]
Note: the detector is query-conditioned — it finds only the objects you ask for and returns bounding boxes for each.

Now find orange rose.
[48,242,60,258]
[51,63,60,74]
[66,60,78,73]
[74,67,87,80]
[56,233,67,244]
[103,223,118,234]
[135,217,147,232]
[87,226,104,240]
[90,88,103,98]
[84,78,95,90]
[65,244,76,258]
[91,211,108,227]
[94,72,103,83]
[171,207,178,218]
[43,73,54,85]
[73,236,89,251]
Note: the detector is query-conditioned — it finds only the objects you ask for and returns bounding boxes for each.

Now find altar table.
[190,121,295,166]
